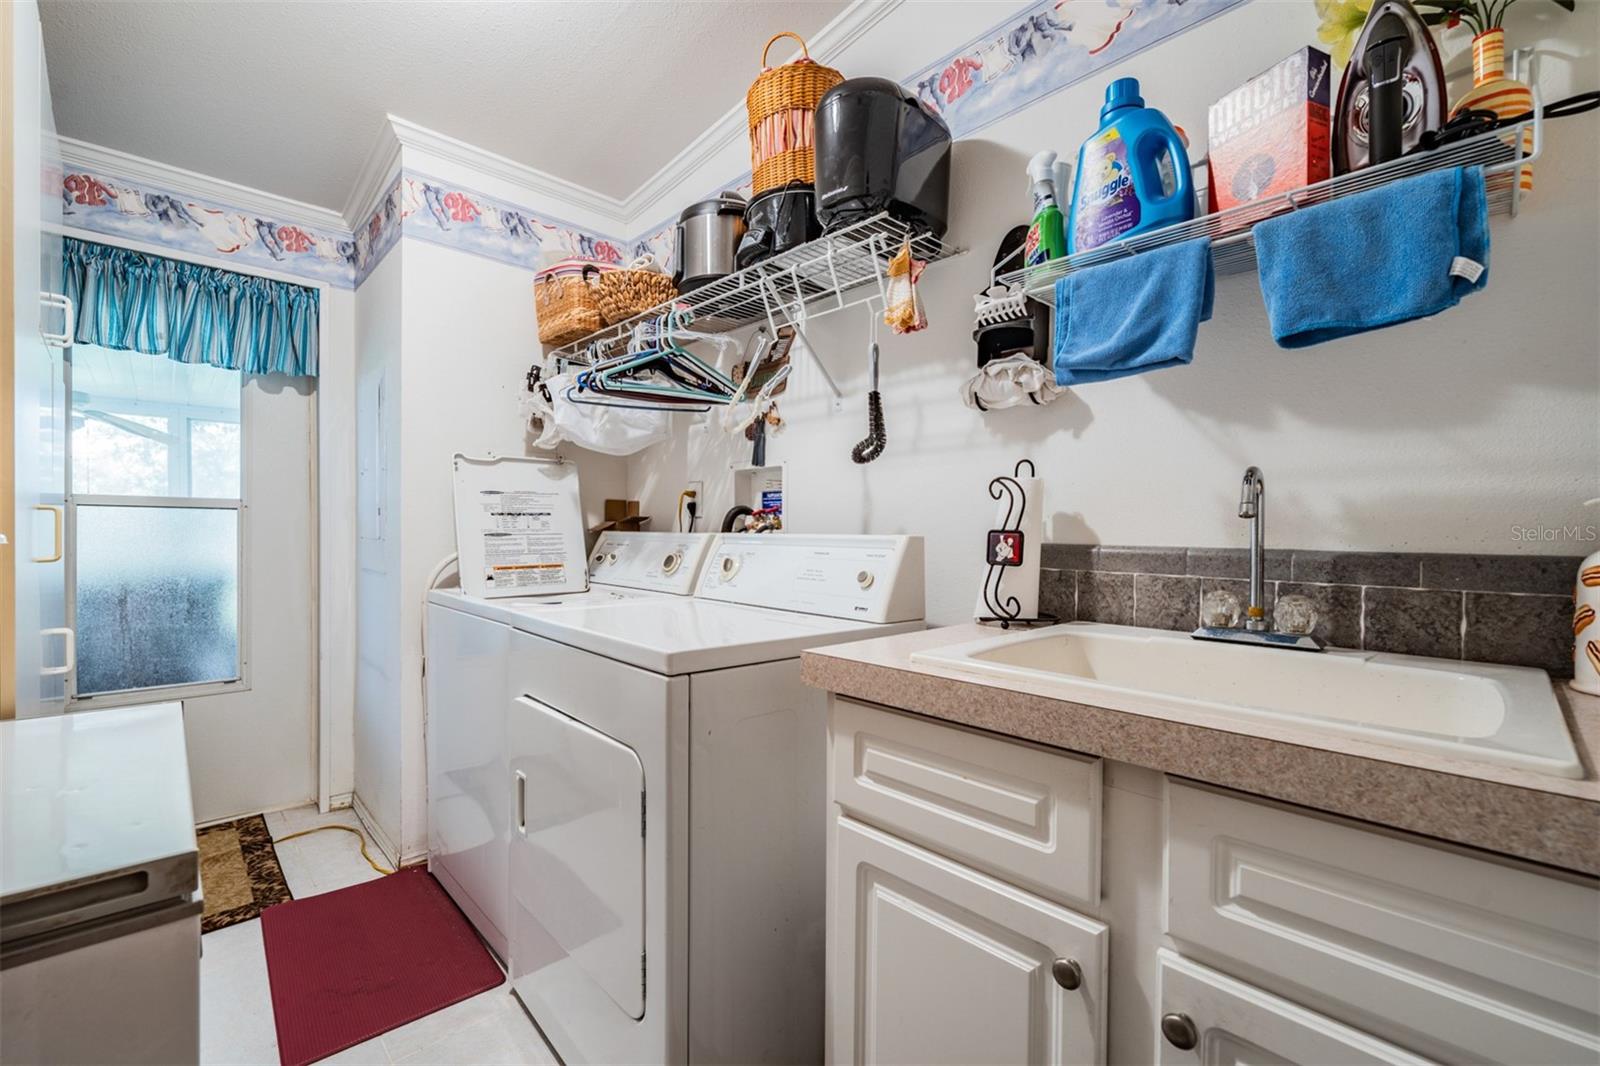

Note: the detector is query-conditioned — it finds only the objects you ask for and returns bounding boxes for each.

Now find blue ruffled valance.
[63,238,319,376]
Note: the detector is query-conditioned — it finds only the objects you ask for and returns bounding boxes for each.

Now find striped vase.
[1451,27,1534,192]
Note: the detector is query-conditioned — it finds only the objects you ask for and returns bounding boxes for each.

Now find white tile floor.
[201,805,557,1066]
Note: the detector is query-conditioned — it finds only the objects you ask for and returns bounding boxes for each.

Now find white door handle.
[41,627,76,678]
[40,292,74,349]
[515,770,528,835]
[32,504,63,563]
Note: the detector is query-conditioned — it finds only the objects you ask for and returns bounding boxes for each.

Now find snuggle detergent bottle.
[1067,78,1195,254]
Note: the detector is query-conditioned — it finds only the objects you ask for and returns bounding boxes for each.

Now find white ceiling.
[39,0,848,212]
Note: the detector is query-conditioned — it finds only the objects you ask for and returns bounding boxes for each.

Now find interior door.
[510,694,645,1020]
[7,0,68,719]
[831,815,1108,1066]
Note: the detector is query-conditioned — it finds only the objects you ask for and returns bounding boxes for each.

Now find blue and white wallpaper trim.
[906,0,1250,139]
[62,168,361,287]
[61,0,1244,289]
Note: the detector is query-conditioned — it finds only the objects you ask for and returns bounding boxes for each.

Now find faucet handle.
[1238,466,1264,518]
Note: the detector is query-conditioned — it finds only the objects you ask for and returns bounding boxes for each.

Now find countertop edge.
[801,647,1600,878]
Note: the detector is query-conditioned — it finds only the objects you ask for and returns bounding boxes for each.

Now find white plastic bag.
[549,375,673,455]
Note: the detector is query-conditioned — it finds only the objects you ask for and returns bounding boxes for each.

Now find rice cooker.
[673,191,747,293]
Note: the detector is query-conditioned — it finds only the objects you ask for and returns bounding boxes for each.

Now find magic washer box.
[1207,47,1332,214]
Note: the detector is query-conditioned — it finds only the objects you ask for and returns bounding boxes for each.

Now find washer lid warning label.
[478,489,569,589]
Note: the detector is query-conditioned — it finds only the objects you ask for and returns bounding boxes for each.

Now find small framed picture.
[987,530,1025,567]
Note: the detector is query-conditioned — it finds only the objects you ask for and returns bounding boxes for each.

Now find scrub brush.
[851,340,885,464]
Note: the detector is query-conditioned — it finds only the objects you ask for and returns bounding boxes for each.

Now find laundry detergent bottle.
[1067,78,1195,254]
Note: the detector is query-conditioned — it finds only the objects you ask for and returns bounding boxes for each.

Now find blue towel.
[1254,165,1489,349]
[1052,237,1214,386]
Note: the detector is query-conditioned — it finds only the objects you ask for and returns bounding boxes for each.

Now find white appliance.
[426,531,718,961]
[501,534,924,1064]
[0,704,201,1064]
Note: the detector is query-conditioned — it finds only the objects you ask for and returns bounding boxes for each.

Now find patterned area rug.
[198,814,293,933]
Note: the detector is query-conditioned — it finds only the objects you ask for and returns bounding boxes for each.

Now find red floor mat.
[261,868,504,1065]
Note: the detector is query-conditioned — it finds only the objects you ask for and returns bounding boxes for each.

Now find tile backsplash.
[1038,545,1581,676]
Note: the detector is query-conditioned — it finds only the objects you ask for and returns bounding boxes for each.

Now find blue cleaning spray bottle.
[1067,78,1195,254]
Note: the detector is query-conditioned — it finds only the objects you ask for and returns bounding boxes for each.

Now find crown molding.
[341,117,403,230]
[615,0,904,231]
[58,136,351,236]
[387,114,630,235]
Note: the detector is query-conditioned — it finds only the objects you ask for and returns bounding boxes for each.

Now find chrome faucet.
[1193,465,1325,652]
[1239,466,1267,631]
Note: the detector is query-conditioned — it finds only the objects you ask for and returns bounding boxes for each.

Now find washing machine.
[504,534,925,1064]
[426,531,718,960]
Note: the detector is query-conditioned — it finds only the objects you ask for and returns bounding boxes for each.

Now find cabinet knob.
[1050,958,1082,991]
[1161,1012,1199,1051]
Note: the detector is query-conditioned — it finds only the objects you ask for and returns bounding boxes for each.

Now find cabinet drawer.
[1156,950,1430,1065]
[1165,780,1600,1065]
[830,698,1101,910]
[831,815,1107,1066]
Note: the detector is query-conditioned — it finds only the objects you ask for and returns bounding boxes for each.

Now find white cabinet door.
[1155,951,1432,1065]
[831,815,1108,1066]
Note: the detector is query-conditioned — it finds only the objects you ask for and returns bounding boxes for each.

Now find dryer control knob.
[857,570,875,589]
[662,551,682,575]
[720,556,740,581]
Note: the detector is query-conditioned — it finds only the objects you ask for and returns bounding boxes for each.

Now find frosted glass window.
[74,505,239,696]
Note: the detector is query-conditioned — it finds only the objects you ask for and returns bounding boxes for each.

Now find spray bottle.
[1024,150,1068,267]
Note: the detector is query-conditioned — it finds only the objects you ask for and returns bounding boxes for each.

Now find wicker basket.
[534,264,604,347]
[747,32,842,196]
[595,257,679,325]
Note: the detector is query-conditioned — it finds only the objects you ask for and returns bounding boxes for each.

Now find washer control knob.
[662,551,682,575]
[720,556,740,581]
[606,552,618,566]
[857,570,874,590]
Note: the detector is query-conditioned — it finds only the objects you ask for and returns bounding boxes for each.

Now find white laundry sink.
[911,623,1583,779]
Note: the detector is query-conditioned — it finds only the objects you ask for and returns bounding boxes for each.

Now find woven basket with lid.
[746,32,843,196]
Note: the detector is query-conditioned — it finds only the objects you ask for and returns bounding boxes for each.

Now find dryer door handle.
[515,770,528,835]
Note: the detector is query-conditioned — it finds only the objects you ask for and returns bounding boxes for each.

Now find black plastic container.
[736,185,822,270]
[814,77,952,237]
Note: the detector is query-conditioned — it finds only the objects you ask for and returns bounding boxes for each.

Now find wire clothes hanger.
[567,308,755,413]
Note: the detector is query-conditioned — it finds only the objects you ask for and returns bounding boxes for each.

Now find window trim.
[64,353,251,709]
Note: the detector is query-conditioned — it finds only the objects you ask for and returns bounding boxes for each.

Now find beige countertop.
[801,623,1600,877]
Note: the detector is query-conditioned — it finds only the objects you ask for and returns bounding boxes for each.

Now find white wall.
[354,247,405,853]
[185,374,318,823]
[319,284,357,806]
[625,0,1600,625]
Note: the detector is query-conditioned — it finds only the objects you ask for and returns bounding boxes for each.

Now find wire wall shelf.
[547,213,963,365]
[1000,100,1543,298]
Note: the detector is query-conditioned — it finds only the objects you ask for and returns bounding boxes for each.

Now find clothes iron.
[1332,0,1447,174]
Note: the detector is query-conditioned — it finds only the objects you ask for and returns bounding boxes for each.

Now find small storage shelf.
[1000,104,1542,298]
[548,213,963,364]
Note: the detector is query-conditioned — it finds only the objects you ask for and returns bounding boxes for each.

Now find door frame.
[1,5,16,719]
[47,223,341,810]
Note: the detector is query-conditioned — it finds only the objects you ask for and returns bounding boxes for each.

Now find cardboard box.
[590,498,651,533]
[1207,47,1332,213]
